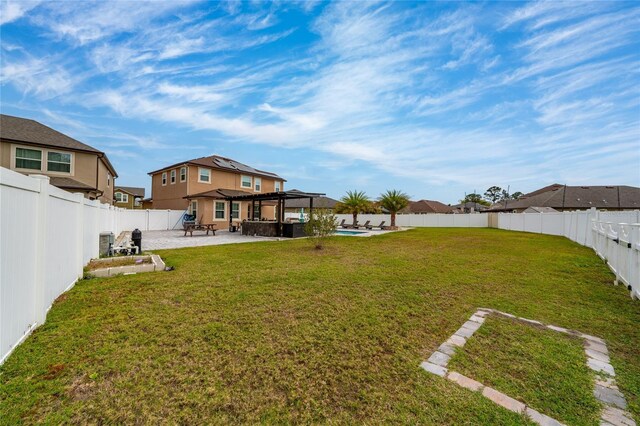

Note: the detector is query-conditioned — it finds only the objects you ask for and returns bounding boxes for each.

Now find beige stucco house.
[148,155,285,224]
[114,186,145,209]
[0,114,118,203]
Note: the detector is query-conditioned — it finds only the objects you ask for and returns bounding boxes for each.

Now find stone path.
[420,308,636,426]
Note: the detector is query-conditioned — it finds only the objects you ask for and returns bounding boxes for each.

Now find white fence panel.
[0,168,186,364]
[0,169,40,366]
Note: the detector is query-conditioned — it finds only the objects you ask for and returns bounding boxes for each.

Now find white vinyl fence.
[497,210,640,300]
[0,168,184,364]
[285,212,489,227]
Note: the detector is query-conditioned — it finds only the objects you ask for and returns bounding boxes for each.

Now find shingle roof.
[0,114,118,177]
[400,200,453,214]
[184,188,253,199]
[149,154,285,181]
[284,196,338,209]
[115,186,145,197]
[489,185,640,211]
[49,177,96,191]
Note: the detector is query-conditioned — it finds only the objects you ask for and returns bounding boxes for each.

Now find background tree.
[460,193,490,206]
[335,190,371,226]
[304,209,337,250]
[378,189,410,228]
[484,186,503,203]
[511,191,523,199]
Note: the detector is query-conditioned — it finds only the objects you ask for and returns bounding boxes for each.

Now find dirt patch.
[86,257,151,271]
[68,375,96,401]
[42,364,65,380]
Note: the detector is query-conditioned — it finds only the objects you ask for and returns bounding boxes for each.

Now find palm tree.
[336,190,371,226]
[378,189,410,228]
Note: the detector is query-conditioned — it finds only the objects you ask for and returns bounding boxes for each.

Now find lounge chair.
[338,219,348,228]
[356,220,371,229]
[366,221,385,230]
[345,221,359,229]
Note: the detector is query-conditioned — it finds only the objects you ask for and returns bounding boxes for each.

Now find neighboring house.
[114,186,145,209]
[451,202,490,213]
[399,199,453,214]
[523,206,559,213]
[0,114,117,203]
[148,155,285,223]
[488,184,640,212]
[284,195,338,213]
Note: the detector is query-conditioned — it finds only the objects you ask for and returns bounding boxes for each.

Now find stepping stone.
[525,407,565,426]
[547,325,571,334]
[446,334,467,347]
[585,339,609,355]
[495,311,516,318]
[438,343,457,356]
[594,384,628,410]
[600,406,636,426]
[428,351,451,367]
[519,317,544,326]
[455,326,477,338]
[596,376,619,390]
[462,320,482,332]
[587,358,615,376]
[586,348,611,363]
[581,333,606,344]
[482,386,526,414]
[469,315,486,324]
[420,361,447,377]
[446,371,483,392]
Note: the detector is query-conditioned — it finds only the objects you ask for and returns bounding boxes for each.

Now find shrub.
[304,209,337,249]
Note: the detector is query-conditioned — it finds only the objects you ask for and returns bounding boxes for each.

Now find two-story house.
[114,186,145,209]
[148,155,285,224]
[0,114,118,203]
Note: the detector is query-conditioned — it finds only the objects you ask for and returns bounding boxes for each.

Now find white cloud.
[0,0,41,25]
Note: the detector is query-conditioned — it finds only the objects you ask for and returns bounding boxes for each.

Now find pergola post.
[251,199,255,220]
[309,197,314,221]
[258,200,262,221]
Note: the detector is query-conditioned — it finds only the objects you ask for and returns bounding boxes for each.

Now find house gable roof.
[0,114,118,177]
[148,154,285,181]
[284,196,338,209]
[115,186,145,197]
[401,199,453,214]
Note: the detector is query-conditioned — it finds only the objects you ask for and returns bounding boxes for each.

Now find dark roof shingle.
[149,154,285,181]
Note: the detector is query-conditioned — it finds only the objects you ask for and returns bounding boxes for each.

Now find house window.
[253,203,261,219]
[115,192,122,202]
[180,167,186,182]
[231,202,240,219]
[15,147,42,170]
[215,201,225,219]
[47,151,71,173]
[170,169,176,184]
[190,200,198,219]
[107,173,111,187]
[254,177,261,192]
[115,192,128,203]
[241,175,252,188]
[199,168,211,183]
[275,181,281,192]
[162,172,167,186]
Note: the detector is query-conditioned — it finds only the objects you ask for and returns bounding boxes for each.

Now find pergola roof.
[225,189,325,202]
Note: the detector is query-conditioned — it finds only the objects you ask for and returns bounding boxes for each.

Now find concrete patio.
[135,229,279,251]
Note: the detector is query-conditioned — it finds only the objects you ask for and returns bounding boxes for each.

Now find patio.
[132,229,279,251]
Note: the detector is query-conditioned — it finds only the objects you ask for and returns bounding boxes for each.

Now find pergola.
[225,189,325,236]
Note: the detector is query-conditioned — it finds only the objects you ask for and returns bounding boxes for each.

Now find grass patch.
[448,316,601,425]
[1,228,638,424]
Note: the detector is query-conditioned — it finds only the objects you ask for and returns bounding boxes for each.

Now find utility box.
[131,229,142,253]
[99,232,114,257]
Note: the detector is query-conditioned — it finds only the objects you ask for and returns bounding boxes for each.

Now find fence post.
[146,209,150,231]
[74,193,85,278]
[32,175,49,325]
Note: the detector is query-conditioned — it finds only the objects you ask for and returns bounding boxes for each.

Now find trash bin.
[131,228,142,253]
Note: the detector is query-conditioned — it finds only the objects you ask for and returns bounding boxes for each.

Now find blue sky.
[1,1,639,204]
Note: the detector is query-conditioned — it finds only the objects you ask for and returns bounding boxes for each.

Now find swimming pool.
[335,230,367,235]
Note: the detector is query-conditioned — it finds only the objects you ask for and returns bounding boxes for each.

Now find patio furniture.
[183,221,217,236]
[345,221,360,229]
[366,221,386,230]
[338,219,347,228]
[356,220,371,229]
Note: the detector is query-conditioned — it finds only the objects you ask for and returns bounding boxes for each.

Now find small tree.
[336,190,371,226]
[460,193,490,206]
[304,209,337,250]
[511,191,523,199]
[484,186,503,203]
[378,189,410,228]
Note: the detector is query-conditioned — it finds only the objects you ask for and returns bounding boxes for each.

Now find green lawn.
[1,228,639,424]
[448,316,601,425]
